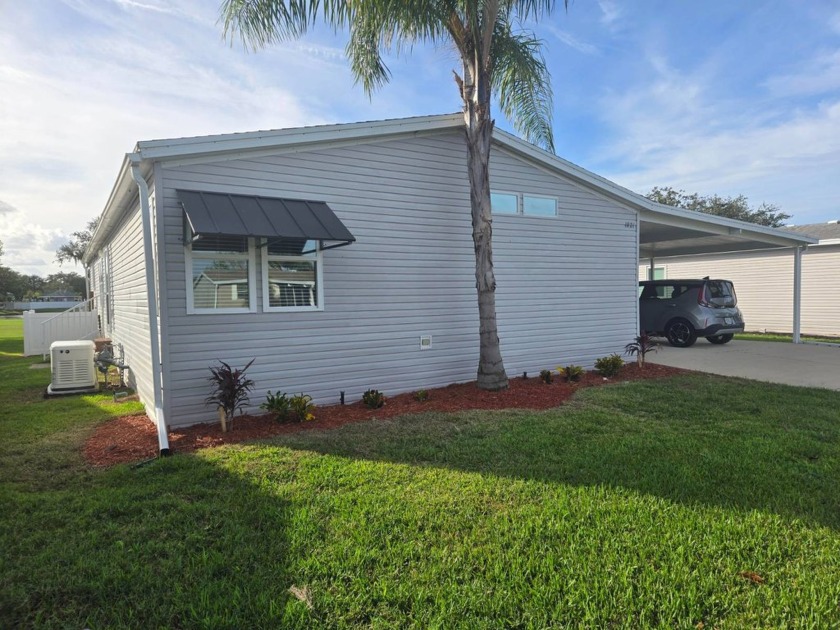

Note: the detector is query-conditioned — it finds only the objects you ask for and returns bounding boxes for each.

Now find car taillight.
[698,286,711,307]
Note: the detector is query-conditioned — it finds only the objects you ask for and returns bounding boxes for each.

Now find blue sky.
[1,0,839,276]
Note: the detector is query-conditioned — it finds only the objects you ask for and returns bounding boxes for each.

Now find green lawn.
[736,331,840,344]
[2,319,840,628]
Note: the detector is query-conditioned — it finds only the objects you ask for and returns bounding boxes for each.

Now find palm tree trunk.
[465,104,508,391]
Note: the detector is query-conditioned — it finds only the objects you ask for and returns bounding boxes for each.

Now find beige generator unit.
[47,340,98,395]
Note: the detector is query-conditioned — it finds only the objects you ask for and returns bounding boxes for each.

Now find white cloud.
[110,0,179,15]
[829,10,840,35]
[0,208,68,275]
[594,53,840,223]
[763,49,840,97]
[581,40,840,222]
[0,1,357,277]
[597,0,621,28]
[545,25,599,55]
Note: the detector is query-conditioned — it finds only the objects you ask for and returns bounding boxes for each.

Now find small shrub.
[261,390,290,420]
[289,394,316,422]
[261,391,315,422]
[625,334,659,368]
[595,354,624,378]
[362,389,386,409]
[539,369,553,384]
[414,389,429,402]
[206,359,255,431]
[558,364,585,383]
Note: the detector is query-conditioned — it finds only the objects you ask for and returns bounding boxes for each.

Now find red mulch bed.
[83,363,686,467]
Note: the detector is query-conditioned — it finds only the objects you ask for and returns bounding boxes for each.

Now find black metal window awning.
[178,190,355,251]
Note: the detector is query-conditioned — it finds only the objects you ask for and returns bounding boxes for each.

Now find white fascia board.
[83,153,153,265]
[136,113,464,161]
[158,129,456,170]
[490,128,817,249]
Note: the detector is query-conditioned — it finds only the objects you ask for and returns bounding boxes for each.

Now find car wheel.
[706,334,734,345]
[665,318,698,348]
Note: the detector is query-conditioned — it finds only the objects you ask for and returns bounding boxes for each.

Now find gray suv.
[639,278,745,347]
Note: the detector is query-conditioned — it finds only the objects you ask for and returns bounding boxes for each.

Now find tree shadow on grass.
[0,452,318,629]
[266,375,840,531]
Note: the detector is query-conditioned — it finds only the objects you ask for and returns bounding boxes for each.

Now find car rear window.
[706,281,737,306]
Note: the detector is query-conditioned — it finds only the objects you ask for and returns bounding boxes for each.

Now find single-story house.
[640,222,839,337]
[38,290,84,302]
[81,113,814,454]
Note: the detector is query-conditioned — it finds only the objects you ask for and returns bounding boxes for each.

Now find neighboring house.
[640,222,840,336]
[82,113,812,452]
[38,291,83,302]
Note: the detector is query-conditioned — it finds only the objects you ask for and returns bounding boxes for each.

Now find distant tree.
[0,267,27,302]
[646,187,791,228]
[43,272,85,296]
[56,217,99,266]
[22,274,45,299]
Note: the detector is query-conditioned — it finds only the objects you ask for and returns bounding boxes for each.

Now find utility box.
[48,340,98,394]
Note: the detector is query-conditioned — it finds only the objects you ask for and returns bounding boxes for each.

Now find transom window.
[490,192,518,214]
[523,195,557,216]
[262,238,323,312]
[187,236,256,314]
[491,191,558,217]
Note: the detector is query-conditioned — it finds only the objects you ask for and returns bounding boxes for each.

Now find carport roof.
[636,206,816,258]
[491,127,817,257]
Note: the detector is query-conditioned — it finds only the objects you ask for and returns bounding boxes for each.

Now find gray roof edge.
[88,113,816,265]
[781,222,840,242]
[136,113,465,160]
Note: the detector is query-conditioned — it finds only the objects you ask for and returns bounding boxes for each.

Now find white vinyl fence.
[23,301,100,357]
[8,300,85,311]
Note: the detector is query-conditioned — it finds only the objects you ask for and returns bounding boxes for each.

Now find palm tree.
[221,0,563,390]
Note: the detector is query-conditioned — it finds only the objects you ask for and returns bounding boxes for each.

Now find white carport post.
[793,246,803,344]
[648,256,655,280]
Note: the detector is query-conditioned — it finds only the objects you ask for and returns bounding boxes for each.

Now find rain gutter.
[128,153,170,456]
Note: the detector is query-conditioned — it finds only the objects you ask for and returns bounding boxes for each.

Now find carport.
[516,145,820,343]
[636,202,817,342]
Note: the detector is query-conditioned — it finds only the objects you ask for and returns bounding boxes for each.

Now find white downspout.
[129,154,170,456]
[793,246,802,344]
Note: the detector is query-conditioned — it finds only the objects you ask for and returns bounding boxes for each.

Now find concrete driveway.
[648,340,840,390]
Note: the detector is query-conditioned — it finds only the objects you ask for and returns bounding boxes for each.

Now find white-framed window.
[491,191,559,217]
[262,238,323,312]
[186,235,256,314]
[523,195,557,217]
[641,265,667,281]
[490,191,519,214]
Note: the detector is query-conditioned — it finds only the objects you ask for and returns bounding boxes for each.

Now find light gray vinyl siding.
[89,204,156,415]
[489,146,638,365]
[159,131,638,427]
[640,245,840,336]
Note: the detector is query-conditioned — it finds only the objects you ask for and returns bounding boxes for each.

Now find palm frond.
[343,0,456,94]
[507,0,564,21]
[491,20,554,151]
[220,0,348,49]
[346,19,392,94]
